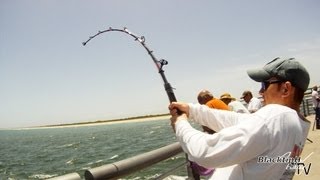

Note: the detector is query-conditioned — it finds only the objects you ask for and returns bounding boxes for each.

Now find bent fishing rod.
[82,27,178,104]
[82,27,194,178]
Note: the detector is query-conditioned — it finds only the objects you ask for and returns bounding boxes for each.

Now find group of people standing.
[197,89,262,115]
[169,57,312,180]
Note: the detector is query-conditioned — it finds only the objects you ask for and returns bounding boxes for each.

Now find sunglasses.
[260,80,283,92]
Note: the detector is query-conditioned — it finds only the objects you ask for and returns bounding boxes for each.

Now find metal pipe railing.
[84,142,183,180]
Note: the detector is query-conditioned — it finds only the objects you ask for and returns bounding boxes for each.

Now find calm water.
[0,119,188,180]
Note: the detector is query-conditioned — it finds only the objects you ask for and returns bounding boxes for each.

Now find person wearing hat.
[169,57,310,180]
[311,85,320,129]
[220,93,249,113]
[241,90,262,113]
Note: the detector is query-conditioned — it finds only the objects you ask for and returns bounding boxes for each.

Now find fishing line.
[82,27,178,103]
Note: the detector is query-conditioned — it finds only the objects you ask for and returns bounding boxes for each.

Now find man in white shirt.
[169,57,310,180]
[220,93,250,113]
[241,90,262,113]
[311,85,320,129]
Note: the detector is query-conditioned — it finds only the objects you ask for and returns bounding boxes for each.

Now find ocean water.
[0,119,188,180]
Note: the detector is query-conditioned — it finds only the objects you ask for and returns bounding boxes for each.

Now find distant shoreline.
[18,114,171,130]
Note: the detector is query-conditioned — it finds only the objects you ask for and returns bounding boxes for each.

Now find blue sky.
[1,0,320,128]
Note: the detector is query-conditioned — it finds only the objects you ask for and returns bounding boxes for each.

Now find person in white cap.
[169,57,310,180]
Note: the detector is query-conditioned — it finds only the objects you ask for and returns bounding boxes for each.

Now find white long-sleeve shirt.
[228,100,250,113]
[247,97,262,113]
[175,104,310,180]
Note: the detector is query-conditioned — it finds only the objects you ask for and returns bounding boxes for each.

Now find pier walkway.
[294,115,320,180]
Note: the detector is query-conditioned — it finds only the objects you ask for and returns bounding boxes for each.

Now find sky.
[1,0,320,129]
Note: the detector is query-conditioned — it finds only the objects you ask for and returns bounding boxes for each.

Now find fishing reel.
[158,59,168,72]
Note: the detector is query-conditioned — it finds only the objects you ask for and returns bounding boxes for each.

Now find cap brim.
[221,97,236,100]
[247,68,271,82]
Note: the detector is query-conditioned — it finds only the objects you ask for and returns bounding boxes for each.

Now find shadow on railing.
[49,142,190,180]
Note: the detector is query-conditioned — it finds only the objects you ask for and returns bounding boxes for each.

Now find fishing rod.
[82,27,178,104]
[82,27,195,179]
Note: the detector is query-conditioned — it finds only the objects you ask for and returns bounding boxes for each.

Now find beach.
[16,114,171,130]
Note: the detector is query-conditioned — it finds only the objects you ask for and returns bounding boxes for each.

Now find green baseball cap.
[247,57,310,91]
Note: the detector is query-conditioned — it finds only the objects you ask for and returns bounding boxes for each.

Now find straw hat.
[220,93,236,100]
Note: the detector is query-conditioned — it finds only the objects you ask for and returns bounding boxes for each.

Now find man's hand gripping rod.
[82,27,178,105]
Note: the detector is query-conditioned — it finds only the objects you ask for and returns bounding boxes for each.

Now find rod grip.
[165,83,182,115]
